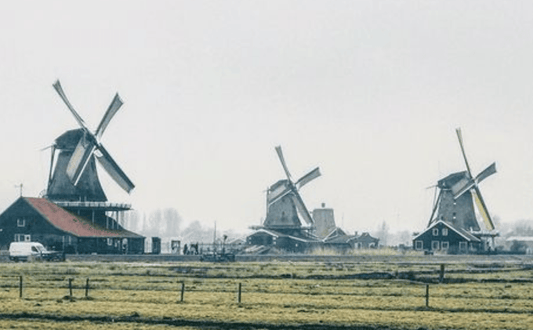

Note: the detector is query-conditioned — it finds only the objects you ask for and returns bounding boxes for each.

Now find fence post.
[180,282,185,302]
[238,283,242,303]
[19,276,22,298]
[439,264,445,283]
[69,278,73,297]
[425,284,429,307]
[85,278,90,298]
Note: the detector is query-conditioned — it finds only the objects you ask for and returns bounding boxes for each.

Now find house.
[412,220,481,254]
[322,230,380,251]
[0,197,144,254]
[246,228,320,253]
[348,232,379,249]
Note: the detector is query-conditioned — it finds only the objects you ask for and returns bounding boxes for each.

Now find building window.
[17,218,25,227]
[433,228,439,236]
[441,242,449,250]
[415,241,423,250]
[15,234,31,242]
[431,241,439,250]
[442,228,448,236]
[459,242,467,251]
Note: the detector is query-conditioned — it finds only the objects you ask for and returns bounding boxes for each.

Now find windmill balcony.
[52,201,131,212]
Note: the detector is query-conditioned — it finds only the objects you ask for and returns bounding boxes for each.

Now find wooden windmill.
[45,80,134,229]
[262,146,321,236]
[46,80,134,202]
[428,128,497,234]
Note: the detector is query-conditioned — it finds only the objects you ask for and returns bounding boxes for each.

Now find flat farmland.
[1,255,533,329]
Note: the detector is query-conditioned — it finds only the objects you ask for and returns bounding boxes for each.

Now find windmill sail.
[472,187,495,231]
[296,167,321,190]
[267,182,291,205]
[95,145,135,193]
[52,80,134,194]
[292,193,314,225]
[275,146,293,181]
[53,80,88,130]
[66,135,97,186]
[95,93,123,140]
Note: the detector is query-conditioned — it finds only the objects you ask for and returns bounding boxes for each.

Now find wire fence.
[2,271,532,314]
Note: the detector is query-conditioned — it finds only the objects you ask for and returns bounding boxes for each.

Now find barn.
[0,197,144,254]
[246,228,320,253]
[412,220,481,254]
[348,232,380,249]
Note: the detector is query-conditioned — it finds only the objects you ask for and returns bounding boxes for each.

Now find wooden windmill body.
[45,81,135,230]
[262,146,321,238]
[428,129,498,248]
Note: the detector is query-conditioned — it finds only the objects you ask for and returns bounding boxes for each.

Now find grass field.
[1,255,533,329]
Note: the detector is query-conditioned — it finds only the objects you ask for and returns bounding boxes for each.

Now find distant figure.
[183,244,188,255]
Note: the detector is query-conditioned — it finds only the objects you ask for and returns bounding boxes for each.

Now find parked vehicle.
[9,242,65,262]
[200,251,236,262]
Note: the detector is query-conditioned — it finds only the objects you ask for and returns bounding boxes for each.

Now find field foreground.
[1,255,533,329]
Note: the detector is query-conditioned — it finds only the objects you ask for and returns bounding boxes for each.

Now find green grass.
[1,258,533,329]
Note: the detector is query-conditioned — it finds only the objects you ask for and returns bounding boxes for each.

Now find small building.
[312,204,337,238]
[348,232,379,249]
[0,197,144,254]
[505,236,533,254]
[246,228,320,253]
[412,220,481,254]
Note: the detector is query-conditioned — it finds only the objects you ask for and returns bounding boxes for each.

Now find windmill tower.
[45,80,134,229]
[428,128,498,246]
[262,146,321,237]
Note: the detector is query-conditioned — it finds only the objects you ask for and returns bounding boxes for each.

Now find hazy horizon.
[2,1,533,237]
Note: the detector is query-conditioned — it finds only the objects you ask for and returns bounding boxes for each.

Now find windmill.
[46,80,134,202]
[45,80,134,230]
[262,146,321,236]
[428,128,497,235]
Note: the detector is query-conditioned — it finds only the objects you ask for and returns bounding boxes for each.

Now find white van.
[9,242,65,262]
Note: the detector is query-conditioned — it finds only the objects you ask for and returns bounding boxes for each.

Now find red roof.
[25,198,142,238]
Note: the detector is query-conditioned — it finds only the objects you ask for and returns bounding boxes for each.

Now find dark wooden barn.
[246,228,320,253]
[348,232,380,249]
[412,220,481,254]
[0,197,144,254]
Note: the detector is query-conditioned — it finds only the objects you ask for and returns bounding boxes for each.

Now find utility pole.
[15,183,23,197]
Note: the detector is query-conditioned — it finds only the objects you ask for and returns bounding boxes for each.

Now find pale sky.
[1,1,533,235]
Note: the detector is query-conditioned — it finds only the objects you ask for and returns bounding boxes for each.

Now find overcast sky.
[1,1,533,235]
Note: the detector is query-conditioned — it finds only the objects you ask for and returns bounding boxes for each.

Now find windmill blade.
[66,135,97,186]
[296,167,321,190]
[94,144,135,193]
[427,188,442,227]
[472,186,495,231]
[475,162,497,183]
[275,146,293,181]
[47,144,56,189]
[53,80,88,130]
[39,144,55,151]
[456,128,473,176]
[452,178,475,199]
[453,163,496,199]
[291,192,314,225]
[267,182,292,205]
[95,93,124,140]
